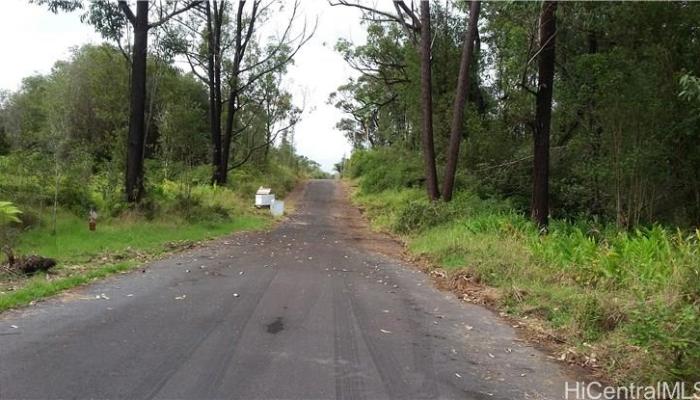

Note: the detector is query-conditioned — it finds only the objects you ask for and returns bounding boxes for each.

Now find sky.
[0,0,367,173]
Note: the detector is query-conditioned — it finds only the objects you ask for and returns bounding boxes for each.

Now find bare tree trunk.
[441,0,481,202]
[220,84,238,185]
[119,0,200,199]
[220,1,249,186]
[531,1,557,230]
[419,0,440,201]
[124,1,149,203]
[207,1,225,185]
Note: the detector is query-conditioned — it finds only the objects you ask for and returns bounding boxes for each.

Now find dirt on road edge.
[336,180,606,386]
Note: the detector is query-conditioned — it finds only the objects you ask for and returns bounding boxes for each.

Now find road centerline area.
[0,180,578,399]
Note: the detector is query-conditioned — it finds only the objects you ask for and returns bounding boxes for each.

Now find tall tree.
[442,0,481,202]
[220,1,312,183]
[172,0,230,184]
[419,0,439,200]
[204,1,225,184]
[531,1,557,229]
[331,1,444,199]
[176,0,312,185]
[117,0,200,202]
[219,0,258,184]
[36,0,202,202]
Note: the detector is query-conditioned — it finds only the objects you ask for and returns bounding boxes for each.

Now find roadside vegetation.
[0,0,331,309]
[0,153,319,311]
[332,0,700,386]
[347,149,699,385]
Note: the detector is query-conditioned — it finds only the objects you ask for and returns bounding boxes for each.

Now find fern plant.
[0,201,22,225]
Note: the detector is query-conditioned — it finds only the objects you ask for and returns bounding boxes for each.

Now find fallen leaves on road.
[96,293,109,300]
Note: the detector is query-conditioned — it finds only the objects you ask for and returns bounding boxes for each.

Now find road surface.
[0,180,580,399]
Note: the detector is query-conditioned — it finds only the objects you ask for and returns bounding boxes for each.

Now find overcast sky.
[0,0,367,172]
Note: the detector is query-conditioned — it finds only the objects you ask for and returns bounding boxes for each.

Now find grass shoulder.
[348,180,700,386]
[0,211,270,313]
[0,169,301,313]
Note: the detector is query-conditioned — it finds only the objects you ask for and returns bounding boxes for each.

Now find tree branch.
[118,0,136,25]
[149,0,203,30]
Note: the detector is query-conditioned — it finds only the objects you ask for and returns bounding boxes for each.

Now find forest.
[331,1,700,385]
[0,2,324,308]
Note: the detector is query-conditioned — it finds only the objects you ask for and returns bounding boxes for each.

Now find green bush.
[348,148,423,193]
[392,200,453,233]
[57,184,93,215]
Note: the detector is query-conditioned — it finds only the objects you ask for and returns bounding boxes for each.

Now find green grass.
[0,156,304,313]
[16,212,268,263]
[351,184,700,385]
[0,261,136,312]
[1,209,270,313]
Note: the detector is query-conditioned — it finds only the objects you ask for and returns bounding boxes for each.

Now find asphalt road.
[0,180,579,399]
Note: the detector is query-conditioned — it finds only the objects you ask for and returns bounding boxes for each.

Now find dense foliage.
[334,2,700,228]
[0,43,324,248]
[352,167,700,384]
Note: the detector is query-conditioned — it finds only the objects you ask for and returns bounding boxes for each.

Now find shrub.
[57,184,93,215]
[392,200,453,234]
[348,148,423,193]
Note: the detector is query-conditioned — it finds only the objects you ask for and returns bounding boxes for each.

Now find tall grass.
[354,186,700,384]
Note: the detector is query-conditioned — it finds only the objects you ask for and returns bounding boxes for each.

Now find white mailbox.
[255,187,275,208]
